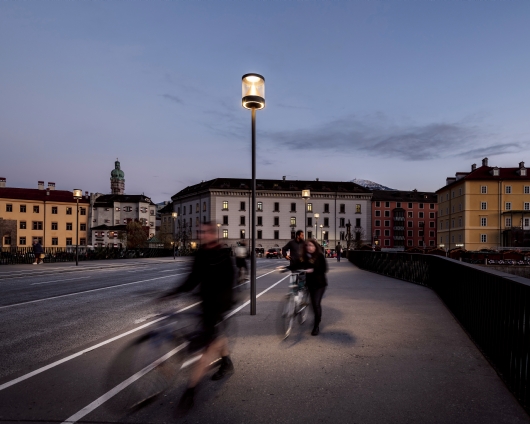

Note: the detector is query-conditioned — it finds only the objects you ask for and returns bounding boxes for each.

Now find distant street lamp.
[314,213,320,241]
[302,190,310,237]
[242,73,265,316]
[172,212,178,259]
[320,225,324,246]
[73,189,83,266]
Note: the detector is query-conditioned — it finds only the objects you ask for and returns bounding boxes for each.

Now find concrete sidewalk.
[134,259,528,423]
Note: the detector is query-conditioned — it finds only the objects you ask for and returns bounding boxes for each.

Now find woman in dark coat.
[303,239,328,336]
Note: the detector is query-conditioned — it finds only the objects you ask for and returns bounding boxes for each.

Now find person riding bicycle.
[161,222,235,409]
[281,230,305,271]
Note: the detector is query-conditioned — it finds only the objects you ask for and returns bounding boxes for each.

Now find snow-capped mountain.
[351,179,395,191]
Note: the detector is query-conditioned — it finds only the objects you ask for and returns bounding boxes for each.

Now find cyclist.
[162,222,235,409]
[303,239,328,336]
[282,230,305,270]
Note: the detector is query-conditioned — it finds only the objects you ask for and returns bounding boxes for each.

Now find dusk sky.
[1,1,529,202]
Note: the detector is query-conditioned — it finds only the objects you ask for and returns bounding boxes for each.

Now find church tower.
[110,159,125,195]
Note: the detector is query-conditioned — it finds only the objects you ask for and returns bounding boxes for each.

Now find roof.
[372,189,437,203]
[92,194,156,206]
[158,202,174,214]
[0,187,90,203]
[437,165,530,192]
[172,178,371,199]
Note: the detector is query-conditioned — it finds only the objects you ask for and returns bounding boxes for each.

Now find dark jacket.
[282,239,305,270]
[304,253,328,289]
[33,243,43,255]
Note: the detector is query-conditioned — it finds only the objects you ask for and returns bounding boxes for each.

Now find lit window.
[307,203,312,212]
[222,201,228,210]
[290,217,296,226]
[355,204,361,213]
[257,202,263,211]
[223,230,228,239]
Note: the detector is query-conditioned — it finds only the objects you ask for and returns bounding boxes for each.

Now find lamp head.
[302,189,310,199]
[242,73,265,110]
[73,189,82,199]
[172,212,178,218]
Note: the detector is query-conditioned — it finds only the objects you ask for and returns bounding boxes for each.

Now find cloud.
[264,114,527,161]
[161,94,183,104]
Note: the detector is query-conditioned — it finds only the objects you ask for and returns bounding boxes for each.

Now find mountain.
[351,179,395,191]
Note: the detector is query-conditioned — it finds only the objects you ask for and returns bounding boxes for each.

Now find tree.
[353,226,366,250]
[125,220,148,248]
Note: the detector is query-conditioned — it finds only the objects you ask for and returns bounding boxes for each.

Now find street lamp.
[314,213,320,241]
[302,189,310,237]
[73,189,82,266]
[320,224,324,246]
[242,73,265,316]
[217,223,221,243]
[172,212,178,259]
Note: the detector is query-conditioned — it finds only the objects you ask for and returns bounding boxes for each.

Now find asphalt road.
[0,257,528,424]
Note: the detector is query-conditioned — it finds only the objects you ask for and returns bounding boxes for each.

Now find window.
[115,207,120,211]
[274,217,280,226]
[150,209,155,216]
[458,188,462,196]
[429,212,435,219]
[418,212,424,218]
[203,202,207,212]
[116,219,120,224]
[308,217,312,227]
[32,221,43,230]
[51,222,58,230]
[20,221,26,229]
[66,207,72,215]
[196,217,199,227]
[525,186,530,194]
[505,186,512,194]
[506,202,512,211]
[307,203,312,212]
[19,237,26,245]
[375,229,380,236]
[324,217,329,227]
[240,216,246,225]
[385,202,390,208]
[407,211,413,218]
[458,218,462,227]
[481,234,487,243]
[183,207,186,215]
[384,239,390,246]
[525,202,530,211]
[505,218,512,228]
[274,202,280,212]
[384,210,390,217]
[80,223,86,231]
[407,230,413,237]
[440,222,443,229]
[340,204,345,213]
[375,220,381,227]
[481,186,487,194]
[356,218,361,227]
[407,221,413,228]
[324,204,329,213]
[290,203,296,212]
[430,221,435,228]
[203,216,206,223]
[340,231,345,240]
[52,238,58,246]
[408,203,413,208]
[240,230,245,239]
[80,238,86,246]
[355,204,361,213]
[451,219,455,228]
[240,201,246,211]
[274,230,279,239]
[384,220,390,227]
[32,205,39,213]
[66,223,73,230]
[196,203,199,213]
[429,231,435,237]
[384,230,390,236]
[396,202,401,208]
[66,238,73,246]
[3,236,11,245]
[375,210,381,217]
[257,202,263,211]
[430,204,435,209]
[20,205,26,213]
[255,230,261,239]
[223,215,228,225]
[481,217,487,227]
[80,207,86,215]
[6,204,12,212]
[189,205,192,214]
[452,191,455,199]
[419,203,424,209]
[407,240,413,246]
[375,201,380,207]
[525,218,530,227]
[339,218,345,227]
[290,217,296,226]
[481,202,487,210]
[223,229,228,239]
[222,201,228,210]
[124,206,132,212]
[451,206,455,213]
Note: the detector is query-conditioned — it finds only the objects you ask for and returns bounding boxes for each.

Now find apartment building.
[0,178,89,248]
[437,158,530,250]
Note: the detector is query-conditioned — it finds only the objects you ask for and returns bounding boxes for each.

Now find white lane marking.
[0,301,201,393]
[0,273,188,310]
[61,343,189,424]
[158,269,175,273]
[134,313,159,324]
[62,271,287,422]
[30,276,91,286]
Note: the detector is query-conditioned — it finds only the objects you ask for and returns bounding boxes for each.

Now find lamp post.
[73,189,82,266]
[217,223,221,243]
[320,225,324,246]
[242,73,265,316]
[302,190,310,237]
[314,213,319,241]
[172,212,178,259]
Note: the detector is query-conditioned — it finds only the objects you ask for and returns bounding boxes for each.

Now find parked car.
[266,248,281,259]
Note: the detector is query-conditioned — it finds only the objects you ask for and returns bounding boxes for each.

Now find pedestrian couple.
[282,231,328,336]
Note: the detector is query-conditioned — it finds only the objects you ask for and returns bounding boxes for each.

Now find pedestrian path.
[129,259,528,423]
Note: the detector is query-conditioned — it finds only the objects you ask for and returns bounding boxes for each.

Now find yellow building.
[437,158,530,251]
[0,179,89,248]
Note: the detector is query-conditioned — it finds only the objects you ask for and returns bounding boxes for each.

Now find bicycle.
[279,270,310,339]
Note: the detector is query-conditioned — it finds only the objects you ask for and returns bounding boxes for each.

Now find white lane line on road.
[0,301,202,393]
[30,276,92,286]
[62,343,189,424]
[0,273,188,310]
[63,269,286,423]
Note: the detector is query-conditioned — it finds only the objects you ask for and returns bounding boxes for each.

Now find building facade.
[371,190,438,249]
[0,178,89,248]
[171,178,372,250]
[437,158,530,250]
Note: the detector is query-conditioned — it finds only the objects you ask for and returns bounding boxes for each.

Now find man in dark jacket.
[164,222,235,409]
[335,243,342,262]
[32,239,43,265]
[282,230,305,270]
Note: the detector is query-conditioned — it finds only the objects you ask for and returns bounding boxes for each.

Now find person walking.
[335,242,342,262]
[234,241,248,283]
[32,239,44,265]
[303,239,328,336]
[281,230,305,270]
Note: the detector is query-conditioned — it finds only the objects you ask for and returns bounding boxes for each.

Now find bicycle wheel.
[280,295,295,339]
[298,289,310,325]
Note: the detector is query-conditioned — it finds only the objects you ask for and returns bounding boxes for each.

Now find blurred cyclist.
[282,230,305,270]
[161,222,235,409]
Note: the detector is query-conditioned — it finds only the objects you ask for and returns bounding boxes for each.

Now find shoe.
[311,326,320,336]
[212,357,234,381]
[178,387,195,411]
[32,262,37,265]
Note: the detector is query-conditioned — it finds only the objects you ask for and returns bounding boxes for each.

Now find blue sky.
[1,0,529,201]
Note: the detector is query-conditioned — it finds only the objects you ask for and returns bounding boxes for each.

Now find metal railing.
[348,251,530,412]
[0,247,174,265]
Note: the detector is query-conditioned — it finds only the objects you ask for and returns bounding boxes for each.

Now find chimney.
[471,164,476,171]
[85,191,89,198]
[47,182,55,190]
[518,162,527,176]
[482,157,488,167]
[316,178,319,181]
[282,176,286,181]
[38,181,44,190]
[446,177,456,185]
[0,177,5,188]
[520,161,525,169]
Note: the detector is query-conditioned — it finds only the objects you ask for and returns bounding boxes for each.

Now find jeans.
[309,286,326,326]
